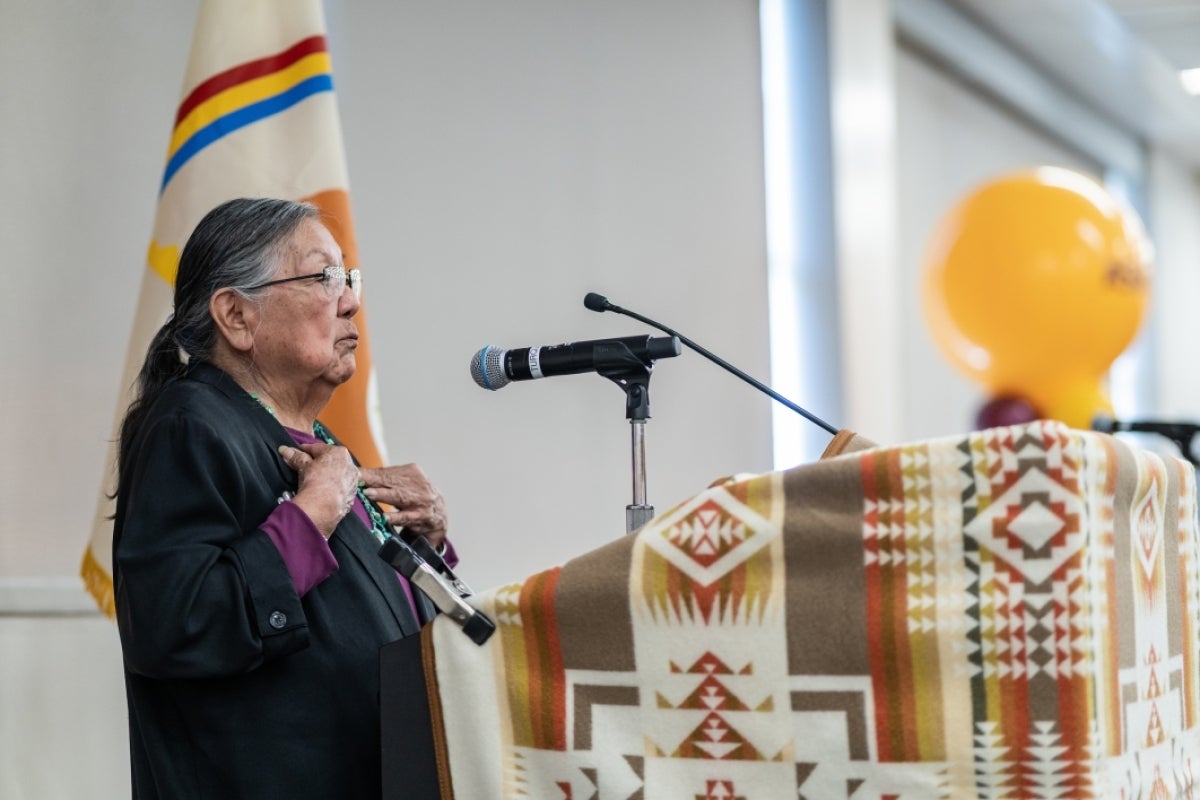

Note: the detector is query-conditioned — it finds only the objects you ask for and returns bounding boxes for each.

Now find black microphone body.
[1093,417,1200,441]
[471,335,681,390]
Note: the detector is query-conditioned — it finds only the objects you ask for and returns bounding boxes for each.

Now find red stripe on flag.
[174,35,328,126]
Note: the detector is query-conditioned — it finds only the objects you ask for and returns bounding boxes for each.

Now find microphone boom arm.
[585,293,838,436]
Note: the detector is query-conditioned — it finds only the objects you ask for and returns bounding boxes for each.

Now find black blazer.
[114,362,421,799]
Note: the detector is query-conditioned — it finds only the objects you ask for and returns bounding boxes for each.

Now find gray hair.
[116,197,319,481]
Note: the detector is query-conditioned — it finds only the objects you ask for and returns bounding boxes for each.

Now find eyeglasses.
[247,265,362,301]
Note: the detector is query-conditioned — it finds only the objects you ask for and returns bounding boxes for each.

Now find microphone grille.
[583,292,610,312]
[470,346,510,390]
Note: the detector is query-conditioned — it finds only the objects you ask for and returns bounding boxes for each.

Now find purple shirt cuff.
[441,539,459,569]
[270,426,460,613]
[262,502,338,597]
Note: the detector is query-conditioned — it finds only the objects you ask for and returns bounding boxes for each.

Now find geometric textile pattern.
[423,421,1200,799]
[632,476,794,796]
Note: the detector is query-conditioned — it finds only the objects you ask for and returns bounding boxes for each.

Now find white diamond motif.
[962,466,1085,586]
[1007,500,1066,551]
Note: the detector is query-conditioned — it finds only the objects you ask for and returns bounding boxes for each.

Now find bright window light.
[1180,68,1200,95]
[761,0,807,471]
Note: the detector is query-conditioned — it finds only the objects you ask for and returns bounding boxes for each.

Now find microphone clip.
[378,536,496,646]
[592,339,668,421]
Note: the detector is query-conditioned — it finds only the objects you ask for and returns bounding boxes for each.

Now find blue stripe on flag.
[159,74,335,194]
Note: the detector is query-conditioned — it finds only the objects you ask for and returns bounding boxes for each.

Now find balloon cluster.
[922,167,1152,429]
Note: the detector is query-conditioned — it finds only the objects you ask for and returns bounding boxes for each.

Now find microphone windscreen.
[470,346,510,390]
[583,292,610,312]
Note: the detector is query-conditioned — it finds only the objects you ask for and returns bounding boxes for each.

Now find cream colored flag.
[82,0,387,616]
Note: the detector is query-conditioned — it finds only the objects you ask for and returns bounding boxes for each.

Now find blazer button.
[268,611,287,629]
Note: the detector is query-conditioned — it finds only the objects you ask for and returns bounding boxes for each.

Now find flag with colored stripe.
[81,0,388,617]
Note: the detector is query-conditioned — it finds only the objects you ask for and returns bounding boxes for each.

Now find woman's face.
[252,218,360,392]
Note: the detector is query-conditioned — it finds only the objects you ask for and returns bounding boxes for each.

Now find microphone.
[378,536,495,645]
[471,335,682,390]
[584,292,838,435]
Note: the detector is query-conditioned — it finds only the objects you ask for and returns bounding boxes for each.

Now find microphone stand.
[593,341,670,533]
[583,291,841,534]
[1092,416,1200,467]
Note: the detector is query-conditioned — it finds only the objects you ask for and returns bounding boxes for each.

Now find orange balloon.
[1039,379,1114,430]
[922,167,1152,426]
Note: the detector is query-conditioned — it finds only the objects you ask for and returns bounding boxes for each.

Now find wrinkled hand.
[359,463,448,550]
[278,442,360,539]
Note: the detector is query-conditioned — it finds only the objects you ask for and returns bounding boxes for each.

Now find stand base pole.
[628,418,652,534]
[627,504,654,535]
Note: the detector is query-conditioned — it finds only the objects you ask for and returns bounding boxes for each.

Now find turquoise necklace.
[312,420,391,544]
[252,393,391,544]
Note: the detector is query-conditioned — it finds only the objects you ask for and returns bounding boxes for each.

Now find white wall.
[2,1,769,796]
[3,5,194,792]
[333,0,773,587]
[1149,150,1200,422]
[0,614,127,799]
[1,1,194,578]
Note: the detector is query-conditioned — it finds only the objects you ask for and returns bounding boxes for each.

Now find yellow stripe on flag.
[147,241,180,287]
[166,52,333,162]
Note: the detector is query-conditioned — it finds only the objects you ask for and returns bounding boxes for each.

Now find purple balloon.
[974,395,1040,430]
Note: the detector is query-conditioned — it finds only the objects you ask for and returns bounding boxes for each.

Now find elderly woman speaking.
[112,197,450,799]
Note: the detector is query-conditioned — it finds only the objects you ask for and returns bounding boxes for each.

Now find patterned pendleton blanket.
[417,421,1200,799]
